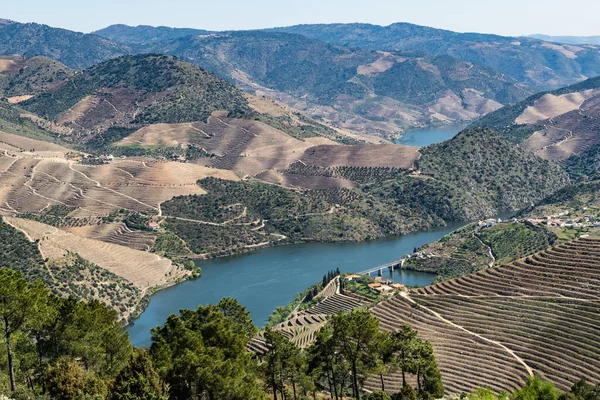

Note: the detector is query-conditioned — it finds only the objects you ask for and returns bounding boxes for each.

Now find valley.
[0,11,599,400]
[126,222,463,347]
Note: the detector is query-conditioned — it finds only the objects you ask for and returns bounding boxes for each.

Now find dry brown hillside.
[117,115,419,189]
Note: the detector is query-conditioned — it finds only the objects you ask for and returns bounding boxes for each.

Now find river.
[396,123,468,147]
[126,122,471,347]
[127,222,465,347]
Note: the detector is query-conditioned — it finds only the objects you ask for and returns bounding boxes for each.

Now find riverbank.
[126,222,464,347]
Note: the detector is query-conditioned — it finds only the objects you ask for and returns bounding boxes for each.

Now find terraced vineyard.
[369,236,600,394]
[251,277,369,352]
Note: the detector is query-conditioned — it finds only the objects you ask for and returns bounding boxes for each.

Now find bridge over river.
[356,258,406,276]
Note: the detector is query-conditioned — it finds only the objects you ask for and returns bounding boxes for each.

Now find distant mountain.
[272,23,600,90]
[93,24,212,45]
[0,19,128,69]
[470,76,600,163]
[141,31,533,136]
[22,54,252,138]
[0,19,537,137]
[0,55,75,99]
[529,34,600,46]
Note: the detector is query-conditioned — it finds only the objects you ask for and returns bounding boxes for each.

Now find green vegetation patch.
[24,54,253,123]
[151,230,193,261]
[163,219,268,256]
[404,223,492,281]
[405,221,557,281]
[0,217,47,281]
[160,177,441,255]
[18,205,77,227]
[523,180,600,219]
[0,217,142,321]
[47,253,142,319]
[0,101,68,144]
[477,222,557,264]
[342,275,380,300]
[285,162,404,184]
[565,144,600,181]
[415,128,570,219]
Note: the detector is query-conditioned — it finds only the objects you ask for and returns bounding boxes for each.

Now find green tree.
[307,326,349,400]
[108,349,168,400]
[422,363,444,399]
[151,298,267,400]
[512,375,560,400]
[329,309,386,400]
[413,340,434,392]
[467,387,508,400]
[390,325,419,387]
[0,269,48,392]
[374,332,395,392]
[42,356,107,400]
[366,391,392,400]
[568,379,600,400]
[36,296,132,378]
[392,384,418,400]
[263,328,304,400]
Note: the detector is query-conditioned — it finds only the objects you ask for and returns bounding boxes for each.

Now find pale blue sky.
[4,0,600,36]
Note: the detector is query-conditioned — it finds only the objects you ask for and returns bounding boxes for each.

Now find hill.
[529,34,600,46]
[272,23,600,90]
[140,30,532,137]
[3,20,534,137]
[470,76,600,162]
[391,128,570,220]
[250,234,600,395]
[371,235,600,394]
[22,54,253,138]
[155,128,570,256]
[0,55,75,101]
[93,24,211,44]
[403,220,558,281]
[521,180,600,219]
[0,19,129,69]
[565,144,600,180]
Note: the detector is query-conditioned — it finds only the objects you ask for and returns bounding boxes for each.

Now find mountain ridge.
[271,22,600,90]
[0,19,129,69]
[469,75,600,163]
[93,24,212,44]
[21,53,253,139]
[528,34,600,46]
[136,30,532,136]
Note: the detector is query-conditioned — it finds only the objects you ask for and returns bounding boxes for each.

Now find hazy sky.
[4,0,600,36]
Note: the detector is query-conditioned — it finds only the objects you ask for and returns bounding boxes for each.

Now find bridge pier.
[378,268,382,277]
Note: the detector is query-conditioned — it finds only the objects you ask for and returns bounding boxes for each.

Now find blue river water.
[127,222,464,347]
[126,123,472,347]
[396,123,468,147]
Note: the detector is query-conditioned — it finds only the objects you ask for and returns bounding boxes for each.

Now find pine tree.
[109,350,168,400]
[305,291,314,302]
[422,363,444,399]
[0,269,49,392]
